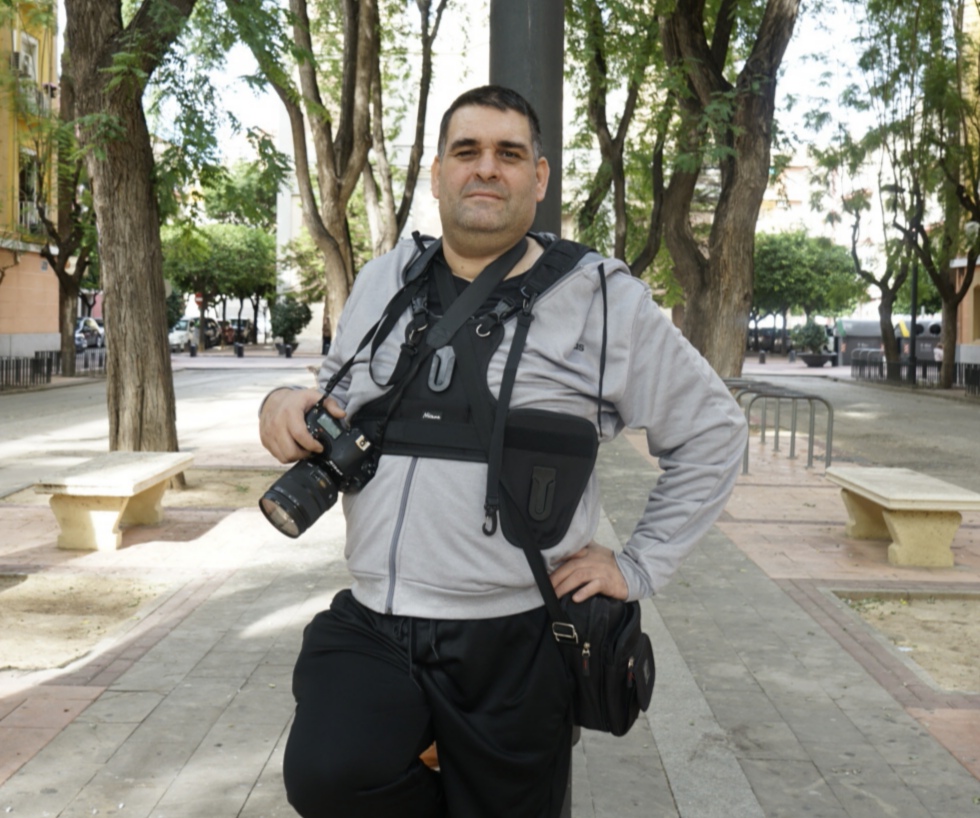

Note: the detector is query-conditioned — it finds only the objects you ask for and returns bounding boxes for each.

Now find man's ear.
[535,157,550,203]
[431,156,441,199]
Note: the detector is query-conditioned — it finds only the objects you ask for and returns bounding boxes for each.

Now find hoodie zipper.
[385,456,419,614]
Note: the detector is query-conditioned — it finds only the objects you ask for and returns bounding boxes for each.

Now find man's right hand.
[259,388,347,463]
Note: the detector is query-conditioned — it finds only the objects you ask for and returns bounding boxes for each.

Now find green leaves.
[162,221,276,302]
[754,229,867,320]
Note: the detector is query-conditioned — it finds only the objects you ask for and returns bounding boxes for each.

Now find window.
[18,150,41,234]
[16,34,39,82]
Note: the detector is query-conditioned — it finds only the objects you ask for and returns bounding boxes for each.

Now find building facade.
[0,2,59,357]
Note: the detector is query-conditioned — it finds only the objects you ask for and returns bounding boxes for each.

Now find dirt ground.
[0,469,281,671]
[1,469,978,692]
[843,594,980,693]
[0,573,169,670]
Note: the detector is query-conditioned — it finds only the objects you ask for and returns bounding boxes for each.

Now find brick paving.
[0,359,978,817]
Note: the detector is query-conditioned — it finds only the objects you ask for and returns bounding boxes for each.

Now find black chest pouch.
[497,408,599,550]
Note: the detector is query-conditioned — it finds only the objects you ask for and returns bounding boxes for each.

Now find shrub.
[270,296,312,345]
[790,319,829,354]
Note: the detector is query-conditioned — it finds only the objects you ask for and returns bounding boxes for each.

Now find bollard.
[788,349,797,363]
[759,350,766,364]
[188,343,198,358]
[234,342,244,358]
[284,345,293,359]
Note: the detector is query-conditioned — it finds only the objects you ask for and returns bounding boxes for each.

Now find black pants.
[283,590,574,818]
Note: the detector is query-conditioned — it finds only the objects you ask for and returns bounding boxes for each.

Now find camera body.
[305,404,376,491]
[259,402,377,538]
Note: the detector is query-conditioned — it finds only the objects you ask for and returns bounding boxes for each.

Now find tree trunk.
[878,294,900,372]
[660,0,801,377]
[91,99,178,451]
[59,282,80,375]
[363,50,398,257]
[939,299,957,386]
[65,0,190,453]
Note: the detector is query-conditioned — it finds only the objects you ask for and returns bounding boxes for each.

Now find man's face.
[431,105,549,253]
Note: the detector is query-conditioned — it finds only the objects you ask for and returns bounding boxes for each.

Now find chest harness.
[322,232,609,548]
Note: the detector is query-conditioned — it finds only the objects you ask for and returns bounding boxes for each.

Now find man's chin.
[455,214,509,234]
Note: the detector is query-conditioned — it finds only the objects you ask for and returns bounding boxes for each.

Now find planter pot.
[800,353,835,368]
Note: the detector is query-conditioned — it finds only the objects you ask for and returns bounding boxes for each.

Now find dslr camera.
[259,401,376,538]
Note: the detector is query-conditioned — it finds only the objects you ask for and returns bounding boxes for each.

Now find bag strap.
[481,262,609,536]
[364,238,530,447]
[482,262,611,645]
[322,235,524,398]
[321,237,442,396]
[522,540,581,644]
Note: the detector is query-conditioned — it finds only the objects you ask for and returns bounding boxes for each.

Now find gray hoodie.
[311,238,747,620]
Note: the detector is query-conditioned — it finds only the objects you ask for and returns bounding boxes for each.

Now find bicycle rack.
[726,380,834,474]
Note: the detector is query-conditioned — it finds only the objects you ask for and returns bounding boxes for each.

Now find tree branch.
[120,0,200,84]
[396,0,449,232]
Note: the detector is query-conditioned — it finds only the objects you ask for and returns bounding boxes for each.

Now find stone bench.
[35,451,194,551]
[825,466,980,567]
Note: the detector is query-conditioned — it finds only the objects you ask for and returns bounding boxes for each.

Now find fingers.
[549,542,629,602]
[323,396,347,419]
[259,388,327,463]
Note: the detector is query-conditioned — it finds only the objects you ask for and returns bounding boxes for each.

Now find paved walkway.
[1,358,979,817]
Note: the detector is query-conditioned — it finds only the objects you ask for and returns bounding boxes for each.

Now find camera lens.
[259,460,339,538]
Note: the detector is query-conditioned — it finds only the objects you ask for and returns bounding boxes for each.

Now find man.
[260,85,747,818]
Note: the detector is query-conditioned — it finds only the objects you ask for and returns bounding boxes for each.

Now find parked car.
[169,316,221,351]
[221,318,254,344]
[75,316,104,348]
[73,329,87,353]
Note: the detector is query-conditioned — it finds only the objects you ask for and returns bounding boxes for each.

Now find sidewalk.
[1,376,979,815]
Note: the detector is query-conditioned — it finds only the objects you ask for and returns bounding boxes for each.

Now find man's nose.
[474,150,500,179]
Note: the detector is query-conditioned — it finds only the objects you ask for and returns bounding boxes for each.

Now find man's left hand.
[549,542,629,602]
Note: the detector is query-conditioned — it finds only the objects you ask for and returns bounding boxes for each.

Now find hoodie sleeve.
[607,282,748,598]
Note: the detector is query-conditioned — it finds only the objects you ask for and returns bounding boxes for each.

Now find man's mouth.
[465,188,503,200]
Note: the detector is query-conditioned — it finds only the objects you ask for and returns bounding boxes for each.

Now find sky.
[215,3,861,156]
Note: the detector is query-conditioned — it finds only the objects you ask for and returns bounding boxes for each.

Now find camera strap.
[366,238,530,438]
[321,236,443,398]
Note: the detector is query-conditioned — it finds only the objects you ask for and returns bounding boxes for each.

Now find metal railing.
[727,380,835,474]
[0,356,53,390]
[32,348,108,377]
[966,364,980,398]
[74,347,108,376]
[850,349,970,389]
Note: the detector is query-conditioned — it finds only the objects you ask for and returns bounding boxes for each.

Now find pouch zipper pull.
[626,656,635,688]
[582,642,591,677]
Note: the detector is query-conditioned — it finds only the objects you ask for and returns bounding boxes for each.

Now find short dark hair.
[437,85,544,160]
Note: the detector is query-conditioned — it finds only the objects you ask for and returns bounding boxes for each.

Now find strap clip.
[482,503,499,536]
[552,622,579,644]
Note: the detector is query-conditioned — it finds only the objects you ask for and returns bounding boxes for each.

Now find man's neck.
[443,236,544,282]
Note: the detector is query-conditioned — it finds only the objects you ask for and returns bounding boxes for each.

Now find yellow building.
[0,1,59,358]
[953,1,980,365]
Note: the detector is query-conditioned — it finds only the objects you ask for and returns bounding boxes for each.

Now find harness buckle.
[552,622,579,644]
[405,321,428,346]
[521,289,538,314]
[476,298,514,337]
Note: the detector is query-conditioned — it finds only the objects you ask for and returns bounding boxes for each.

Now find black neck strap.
[426,238,528,349]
